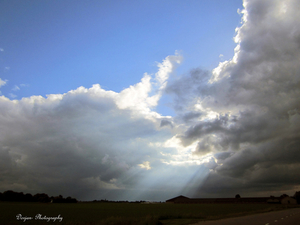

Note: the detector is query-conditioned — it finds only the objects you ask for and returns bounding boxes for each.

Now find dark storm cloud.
[166,0,300,197]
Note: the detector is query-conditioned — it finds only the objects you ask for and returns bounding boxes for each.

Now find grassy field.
[0,202,298,225]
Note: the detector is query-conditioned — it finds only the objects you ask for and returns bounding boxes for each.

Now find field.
[0,202,297,225]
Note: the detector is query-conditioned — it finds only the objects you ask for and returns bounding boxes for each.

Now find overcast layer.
[1,0,300,201]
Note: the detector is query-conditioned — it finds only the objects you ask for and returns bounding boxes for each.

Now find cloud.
[12,85,20,91]
[0,85,157,199]
[116,52,182,116]
[8,93,17,98]
[0,78,6,88]
[160,119,173,128]
[138,161,151,170]
[165,0,300,197]
[0,54,191,201]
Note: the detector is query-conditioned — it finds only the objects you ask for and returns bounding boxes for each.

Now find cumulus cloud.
[0,54,191,201]
[165,0,300,197]
[0,85,157,199]
[116,53,182,116]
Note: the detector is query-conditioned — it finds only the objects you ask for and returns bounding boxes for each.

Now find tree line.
[0,190,77,203]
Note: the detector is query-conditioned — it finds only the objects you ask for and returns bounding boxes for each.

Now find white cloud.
[12,85,20,91]
[0,78,7,88]
[138,161,151,170]
[116,53,182,118]
[155,52,183,90]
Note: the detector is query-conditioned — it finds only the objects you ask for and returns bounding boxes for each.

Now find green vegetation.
[0,202,297,225]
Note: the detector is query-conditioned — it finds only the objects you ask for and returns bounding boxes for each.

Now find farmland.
[1,201,298,225]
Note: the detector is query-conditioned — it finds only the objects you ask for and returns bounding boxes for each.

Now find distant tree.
[24,193,33,202]
[51,195,77,203]
[235,194,241,199]
[66,196,78,203]
[0,190,76,203]
[52,195,63,203]
[294,191,300,204]
[3,190,25,201]
[0,191,34,202]
[33,193,50,203]
[280,194,289,198]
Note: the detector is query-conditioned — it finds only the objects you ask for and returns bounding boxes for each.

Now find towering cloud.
[166,0,300,197]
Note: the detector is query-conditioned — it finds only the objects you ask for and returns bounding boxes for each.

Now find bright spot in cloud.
[138,161,151,170]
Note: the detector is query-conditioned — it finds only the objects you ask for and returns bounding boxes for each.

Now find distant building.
[281,196,297,205]
[166,195,190,203]
[267,197,280,204]
[267,196,297,205]
[166,195,297,204]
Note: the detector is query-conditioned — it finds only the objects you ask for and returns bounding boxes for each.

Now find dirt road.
[191,208,300,225]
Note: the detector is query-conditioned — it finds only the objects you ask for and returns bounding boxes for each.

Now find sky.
[0,0,300,201]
